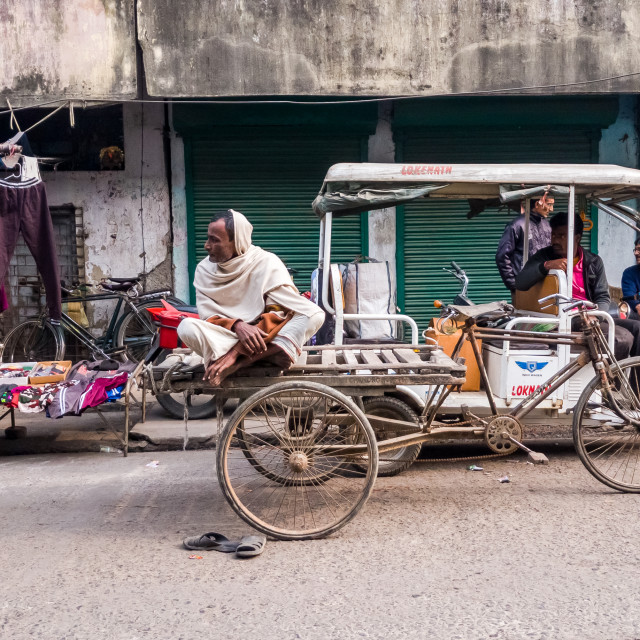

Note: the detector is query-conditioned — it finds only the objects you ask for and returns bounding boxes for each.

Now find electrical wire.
[1,69,640,115]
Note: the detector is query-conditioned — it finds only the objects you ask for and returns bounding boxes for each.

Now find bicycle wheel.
[114,300,164,363]
[2,319,64,362]
[573,356,640,492]
[153,349,219,420]
[217,381,378,540]
[156,389,219,420]
[352,397,422,477]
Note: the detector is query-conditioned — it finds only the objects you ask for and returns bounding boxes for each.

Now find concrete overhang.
[1,0,137,107]
[137,0,640,97]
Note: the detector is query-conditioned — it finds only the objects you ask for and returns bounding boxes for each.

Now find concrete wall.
[138,0,640,96]
[44,103,172,328]
[598,96,640,287]
[1,0,136,105]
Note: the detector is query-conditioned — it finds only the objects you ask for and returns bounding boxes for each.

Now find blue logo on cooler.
[515,361,549,373]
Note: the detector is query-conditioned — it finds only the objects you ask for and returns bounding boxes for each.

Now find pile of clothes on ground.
[0,359,136,417]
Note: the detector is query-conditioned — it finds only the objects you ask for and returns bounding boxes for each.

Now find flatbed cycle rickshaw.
[136,162,640,541]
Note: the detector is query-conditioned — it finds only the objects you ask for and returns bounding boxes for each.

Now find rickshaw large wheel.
[351,397,422,477]
[573,356,640,493]
[217,381,379,540]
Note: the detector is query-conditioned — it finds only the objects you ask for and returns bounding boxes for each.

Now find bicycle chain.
[378,450,514,464]
[376,416,516,464]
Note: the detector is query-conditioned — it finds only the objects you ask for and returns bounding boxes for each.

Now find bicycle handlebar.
[538,293,597,312]
[561,300,597,312]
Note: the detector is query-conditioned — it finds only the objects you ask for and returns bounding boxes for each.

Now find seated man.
[621,238,640,320]
[515,211,640,360]
[177,209,325,385]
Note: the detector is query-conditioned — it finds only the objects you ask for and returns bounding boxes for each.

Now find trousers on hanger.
[0,283,7,313]
[0,182,61,320]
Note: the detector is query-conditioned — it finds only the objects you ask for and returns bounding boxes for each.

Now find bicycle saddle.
[100,280,138,292]
[108,277,141,284]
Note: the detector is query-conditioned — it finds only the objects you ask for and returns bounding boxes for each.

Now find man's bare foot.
[263,348,295,370]
[204,344,293,387]
[204,349,242,385]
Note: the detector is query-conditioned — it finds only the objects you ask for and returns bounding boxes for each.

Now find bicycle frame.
[421,310,639,430]
[47,288,172,360]
[62,289,168,348]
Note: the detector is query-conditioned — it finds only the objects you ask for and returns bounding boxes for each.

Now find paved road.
[1,448,639,640]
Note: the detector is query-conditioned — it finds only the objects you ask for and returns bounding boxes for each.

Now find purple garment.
[0,283,7,313]
[0,182,61,320]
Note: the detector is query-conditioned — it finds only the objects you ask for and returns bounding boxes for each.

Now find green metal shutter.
[397,128,598,330]
[185,129,366,300]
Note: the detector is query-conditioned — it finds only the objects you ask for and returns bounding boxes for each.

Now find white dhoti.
[177,307,325,364]
[177,317,239,364]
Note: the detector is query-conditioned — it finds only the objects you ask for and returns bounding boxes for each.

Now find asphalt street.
[1,448,639,640]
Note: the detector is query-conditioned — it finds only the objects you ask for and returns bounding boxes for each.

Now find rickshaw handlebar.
[538,293,597,312]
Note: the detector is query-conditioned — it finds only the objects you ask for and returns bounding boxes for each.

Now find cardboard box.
[0,362,37,386]
[28,361,72,386]
[425,321,481,391]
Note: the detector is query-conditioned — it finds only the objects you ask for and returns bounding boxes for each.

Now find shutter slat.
[399,128,596,331]
[187,131,365,296]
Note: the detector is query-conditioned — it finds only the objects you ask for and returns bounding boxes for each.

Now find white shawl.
[194,210,318,322]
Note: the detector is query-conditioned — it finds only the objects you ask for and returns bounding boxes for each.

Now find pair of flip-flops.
[183,532,266,558]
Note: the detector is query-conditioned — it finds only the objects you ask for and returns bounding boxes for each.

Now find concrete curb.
[0,396,576,457]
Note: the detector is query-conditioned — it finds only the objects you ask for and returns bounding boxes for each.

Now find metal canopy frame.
[314,162,640,345]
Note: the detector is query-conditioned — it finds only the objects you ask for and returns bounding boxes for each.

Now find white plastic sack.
[341,261,395,339]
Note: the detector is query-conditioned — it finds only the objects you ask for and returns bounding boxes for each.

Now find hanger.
[0,157,23,182]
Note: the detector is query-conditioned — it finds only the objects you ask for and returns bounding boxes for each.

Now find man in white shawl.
[177,209,325,385]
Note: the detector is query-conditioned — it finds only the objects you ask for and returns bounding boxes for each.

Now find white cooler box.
[483,344,559,401]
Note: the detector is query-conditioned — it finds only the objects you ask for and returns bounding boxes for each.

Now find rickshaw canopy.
[312,163,640,225]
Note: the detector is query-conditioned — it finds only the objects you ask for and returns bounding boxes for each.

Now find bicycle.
[434,294,640,492]
[1,276,183,363]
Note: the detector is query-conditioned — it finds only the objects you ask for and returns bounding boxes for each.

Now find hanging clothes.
[0,132,61,320]
[0,283,7,313]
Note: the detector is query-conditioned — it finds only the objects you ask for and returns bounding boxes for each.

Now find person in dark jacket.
[515,211,640,360]
[495,195,553,295]
[621,238,640,319]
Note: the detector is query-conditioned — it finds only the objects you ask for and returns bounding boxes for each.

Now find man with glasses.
[496,194,553,300]
[621,239,640,319]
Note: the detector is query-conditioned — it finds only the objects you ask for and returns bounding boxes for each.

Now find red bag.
[146,300,199,349]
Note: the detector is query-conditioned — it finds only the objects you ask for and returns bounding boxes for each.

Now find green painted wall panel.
[397,128,598,331]
[185,129,366,300]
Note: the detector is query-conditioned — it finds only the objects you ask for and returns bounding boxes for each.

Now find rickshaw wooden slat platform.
[150,343,466,396]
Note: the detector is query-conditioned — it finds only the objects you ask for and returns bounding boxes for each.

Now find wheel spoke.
[217,382,378,540]
[575,357,640,492]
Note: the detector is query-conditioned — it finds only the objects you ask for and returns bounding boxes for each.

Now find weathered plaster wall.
[138,0,640,96]
[169,112,190,303]
[44,103,171,328]
[598,96,640,288]
[1,0,136,105]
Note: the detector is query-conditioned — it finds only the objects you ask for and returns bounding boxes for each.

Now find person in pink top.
[515,211,640,360]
